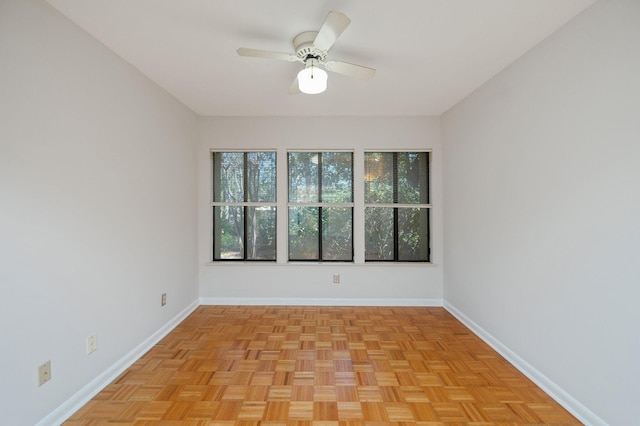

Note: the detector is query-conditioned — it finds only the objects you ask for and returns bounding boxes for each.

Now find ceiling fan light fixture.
[297,59,327,94]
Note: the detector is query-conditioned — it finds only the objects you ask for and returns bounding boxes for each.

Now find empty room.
[1,0,638,425]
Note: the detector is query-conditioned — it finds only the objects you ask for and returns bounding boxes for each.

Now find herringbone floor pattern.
[64,306,581,425]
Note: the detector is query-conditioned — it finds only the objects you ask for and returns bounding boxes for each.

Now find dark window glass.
[212,152,276,261]
[288,152,353,261]
[365,152,430,262]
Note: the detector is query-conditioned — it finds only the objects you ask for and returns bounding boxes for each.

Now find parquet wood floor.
[64,306,581,425]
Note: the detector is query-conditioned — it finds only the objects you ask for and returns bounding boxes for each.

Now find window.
[364,152,430,261]
[212,151,276,260]
[288,152,353,261]
[210,149,432,263]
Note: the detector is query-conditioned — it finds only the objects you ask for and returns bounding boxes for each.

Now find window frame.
[364,151,431,262]
[211,150,277,262]
[287,150,354,262]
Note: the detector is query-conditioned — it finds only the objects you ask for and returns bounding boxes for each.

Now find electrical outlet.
[333,273,340,284]
[86,334,97,354]
[38,360,51,386]
[161,293,166,306]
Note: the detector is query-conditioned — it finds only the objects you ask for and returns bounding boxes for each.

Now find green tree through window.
[212,151,276,260]
[365,152,430,261]
[288,152,353,261]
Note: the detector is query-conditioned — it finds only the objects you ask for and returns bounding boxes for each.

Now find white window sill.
[205,261,438,267]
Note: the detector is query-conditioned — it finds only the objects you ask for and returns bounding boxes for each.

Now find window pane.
[365,207,394,260]
[247,152,276,202]
[288,152,318,203]
[364,152,393,204]
[213,206,244,259]
[246,206,276,260]
[288,151,354,261]
[288,207,319,259]
[213,152,244,203]
[398,152,429,204]
[398,208,430,261]
[321,152,353,203]
[322,207,353,260]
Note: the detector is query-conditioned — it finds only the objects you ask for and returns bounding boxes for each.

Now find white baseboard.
[37,299,200,426]
[199,297,443,307]
[443,301,607,426]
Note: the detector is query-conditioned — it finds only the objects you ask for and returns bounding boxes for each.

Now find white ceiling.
[47,0,595,117]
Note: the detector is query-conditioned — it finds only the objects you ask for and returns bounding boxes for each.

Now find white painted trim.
[443,301,607,426]
[204,261,439,267]
[37,299,200,426]
[200,297,442,307]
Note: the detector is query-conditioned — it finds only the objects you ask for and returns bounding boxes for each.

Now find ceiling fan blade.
[236,48,297,62]
[324,60,376,80]
[313,11,351,52]
[289,77,301,95]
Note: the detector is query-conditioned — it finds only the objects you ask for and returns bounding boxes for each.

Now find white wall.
[0,1,199,424]
[198,117,443,304]
[442,0,640,424]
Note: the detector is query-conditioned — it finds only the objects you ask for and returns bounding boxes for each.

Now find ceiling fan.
[237,11,376,95]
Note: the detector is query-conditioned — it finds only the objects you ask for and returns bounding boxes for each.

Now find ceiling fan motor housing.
[293,31,327,62]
